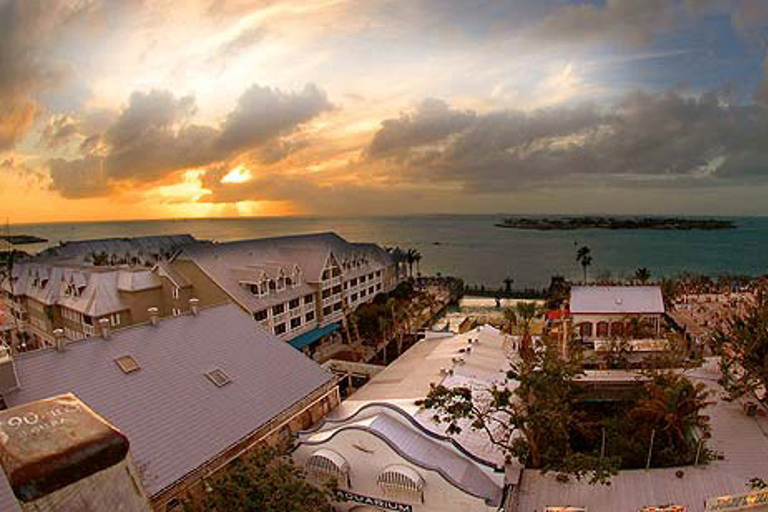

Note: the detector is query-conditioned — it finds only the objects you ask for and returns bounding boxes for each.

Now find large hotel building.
[0,232,400,354]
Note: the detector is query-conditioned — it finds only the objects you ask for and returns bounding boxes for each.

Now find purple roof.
[0,303,334,505]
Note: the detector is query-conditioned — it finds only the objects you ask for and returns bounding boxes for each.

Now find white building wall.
[294,428,501,512]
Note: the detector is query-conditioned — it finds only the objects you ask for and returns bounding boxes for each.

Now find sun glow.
[221,165,254,184]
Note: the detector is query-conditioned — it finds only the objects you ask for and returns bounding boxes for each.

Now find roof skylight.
[115,355,140,374]
[205,369,232,387]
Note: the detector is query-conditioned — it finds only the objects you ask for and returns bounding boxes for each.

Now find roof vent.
[189,297,200,316]
[148,307,159,326]
[98,318,110,339]
[53,328,65,352]
[615,298,623,305]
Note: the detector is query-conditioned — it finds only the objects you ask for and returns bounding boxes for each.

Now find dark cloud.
[367,99,476,159]
[49,155,109,198]
[365,89,768,193]
[216,84,333,155]
[0,0,56,150]
[104,90,219,181]
[39,114,79,149]
[532,0,680,46]
[48,83,332,197]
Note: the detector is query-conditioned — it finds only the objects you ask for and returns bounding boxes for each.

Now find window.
[115,355,140,374]
[333,302,342,312]
[249,284,259,295]
[291,317,301,329]
[83,315,93,326]
[332,268,341,277]
[172,308,181,316]
[377,465,424,503]
[272,304,285,316]
[322,269,331,280]
[306,450,349,487]
[110,313,121,326]
[304,294,314,304]
[172,287,180,300]
[351,293,358,302]
[289,298,300,309]
[305,311,315,322]
[268,279,277,291]
[350,278,357,286]
[254,309,268,321]
[359,275,366,283]
[332,285,342,295]
[274,323,287,335]
[322,306,332,316]
[376,283,382,291]
[204,369,232,387]
[360,289,367,298]
[322,289,332,299]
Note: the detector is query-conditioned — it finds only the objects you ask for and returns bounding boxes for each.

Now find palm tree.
[503,277,514,295]
[576,245,593,284]
[635,267,651,284]
[516,301,542,334]
[405,248,419,279]
[632,375,711,452]
[502,307,517,334]
[413,251,422,277]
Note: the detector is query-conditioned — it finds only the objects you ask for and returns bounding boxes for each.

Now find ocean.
[7,215,768,289]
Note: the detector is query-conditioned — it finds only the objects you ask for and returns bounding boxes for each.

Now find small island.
[0,234,48,245]
[495,216,735,230]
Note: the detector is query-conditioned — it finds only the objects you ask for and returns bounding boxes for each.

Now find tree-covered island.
[495,216,735,230]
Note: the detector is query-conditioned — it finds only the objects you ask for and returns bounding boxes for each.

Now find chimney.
[53,328,65,352]
[189,297,200,316]
[148,307,159,326]
[99,318,110,339]
[0,345,19,394]
[0,393,152,511]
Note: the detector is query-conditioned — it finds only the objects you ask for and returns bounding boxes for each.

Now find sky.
[2,0,768,223]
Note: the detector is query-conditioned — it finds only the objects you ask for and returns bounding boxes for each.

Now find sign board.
[705,489,768,511]
[335,490,413,512]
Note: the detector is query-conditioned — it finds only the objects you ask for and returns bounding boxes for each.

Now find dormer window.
[268,279,277,292]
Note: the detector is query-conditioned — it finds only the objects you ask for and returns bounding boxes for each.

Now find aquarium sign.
[705,489,768,511]
[335,490,412,511]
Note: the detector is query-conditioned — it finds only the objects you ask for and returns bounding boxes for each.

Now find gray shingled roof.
[0,303,334,503]
[570,286,665,314]
[181,232,393,313]
[2,263,159,317]
[35,235,196,266]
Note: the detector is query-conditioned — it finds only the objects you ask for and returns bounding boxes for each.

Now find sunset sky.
[2,0,768,223]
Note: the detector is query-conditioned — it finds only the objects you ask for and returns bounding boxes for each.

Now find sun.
[221,165,254,184]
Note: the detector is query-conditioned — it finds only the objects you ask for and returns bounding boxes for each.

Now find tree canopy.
[714,297,768,401]
[194,446,336,512]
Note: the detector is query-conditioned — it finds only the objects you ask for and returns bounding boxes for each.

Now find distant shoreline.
[495,216,736,231]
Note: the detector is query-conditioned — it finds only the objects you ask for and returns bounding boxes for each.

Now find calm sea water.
[8,215,768,288]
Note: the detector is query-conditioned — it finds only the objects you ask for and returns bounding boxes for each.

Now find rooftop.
[180,232,392,312]
[570,286,665,315]
[0,303,334,503]
[517,360,768,512]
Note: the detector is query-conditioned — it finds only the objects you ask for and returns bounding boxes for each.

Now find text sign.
[705,489,768,511]
[335,490,413,511]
